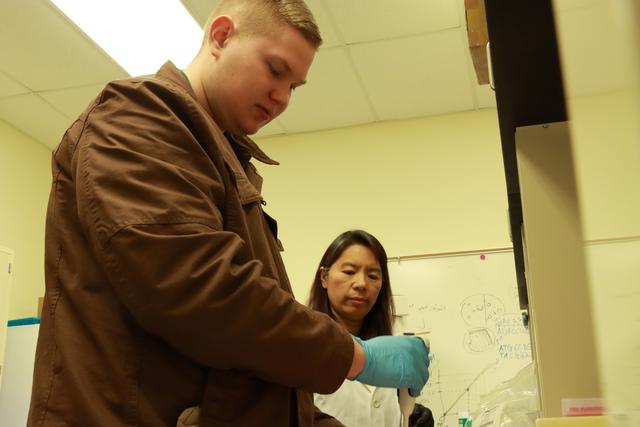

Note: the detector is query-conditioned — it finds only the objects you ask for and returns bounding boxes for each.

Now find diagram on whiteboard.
[388,251,532,427]
[460,294,505,326]
[459,294,505,353]
[463,327,495,353]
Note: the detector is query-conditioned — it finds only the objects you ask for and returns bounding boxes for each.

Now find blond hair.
[202,0,322,49]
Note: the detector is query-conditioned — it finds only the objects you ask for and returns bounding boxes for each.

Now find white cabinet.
[0,323,39,426]
[0,246,14,391]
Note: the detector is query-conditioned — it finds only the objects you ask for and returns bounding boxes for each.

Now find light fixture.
[49,0,203,76]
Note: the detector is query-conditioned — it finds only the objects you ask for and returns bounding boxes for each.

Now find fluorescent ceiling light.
[50,0,203,76]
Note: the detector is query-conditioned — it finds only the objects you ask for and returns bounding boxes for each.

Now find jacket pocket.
[200,370,261,423]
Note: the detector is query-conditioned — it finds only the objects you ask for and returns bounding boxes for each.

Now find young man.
[28,1,429,426]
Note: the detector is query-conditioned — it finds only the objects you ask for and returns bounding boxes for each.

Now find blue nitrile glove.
[352,335,430,397]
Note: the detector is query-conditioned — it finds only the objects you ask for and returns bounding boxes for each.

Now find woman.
[308,230,400,426]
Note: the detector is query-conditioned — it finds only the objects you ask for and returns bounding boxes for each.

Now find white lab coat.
[314,380,402,427]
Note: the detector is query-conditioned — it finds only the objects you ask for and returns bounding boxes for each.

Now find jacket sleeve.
[73,79,353,393]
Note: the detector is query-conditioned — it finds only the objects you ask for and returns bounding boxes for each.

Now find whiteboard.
[389,250,532,426]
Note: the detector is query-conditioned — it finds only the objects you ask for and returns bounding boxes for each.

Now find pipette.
[398,332,430,427]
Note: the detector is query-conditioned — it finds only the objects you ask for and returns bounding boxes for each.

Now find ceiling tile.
[324,0,460,44]
[0,0,127,92]
[0,69,30,98]
[39,83,106,120]
[555,4,629,97]
[350,30,475,121]
[306,1,343,48]
[277,47,376,133]
[181,0,343,48]
[0,94,69,148]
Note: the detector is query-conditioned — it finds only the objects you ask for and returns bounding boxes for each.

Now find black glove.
[409,403,434,427]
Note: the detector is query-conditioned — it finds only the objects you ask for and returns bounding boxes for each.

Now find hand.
[352,335,430,396]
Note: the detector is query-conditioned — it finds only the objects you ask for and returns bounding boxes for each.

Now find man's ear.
[207,15,235,58]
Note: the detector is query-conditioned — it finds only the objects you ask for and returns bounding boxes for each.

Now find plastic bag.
[469,362,540,427]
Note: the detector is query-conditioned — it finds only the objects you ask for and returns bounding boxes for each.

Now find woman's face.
[321,244,383,331]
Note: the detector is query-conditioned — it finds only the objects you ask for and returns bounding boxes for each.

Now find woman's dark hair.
[307,230,394,339]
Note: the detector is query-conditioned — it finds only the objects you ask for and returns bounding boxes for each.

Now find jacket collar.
[154,61,279,166]
[226,133,279,166]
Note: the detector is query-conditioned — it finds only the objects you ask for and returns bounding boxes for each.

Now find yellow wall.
[256,108,511,301]
[0,120,50,319]
[255,90,639,302]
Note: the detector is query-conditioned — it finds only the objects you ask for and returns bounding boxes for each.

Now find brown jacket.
[28,62,352,427]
